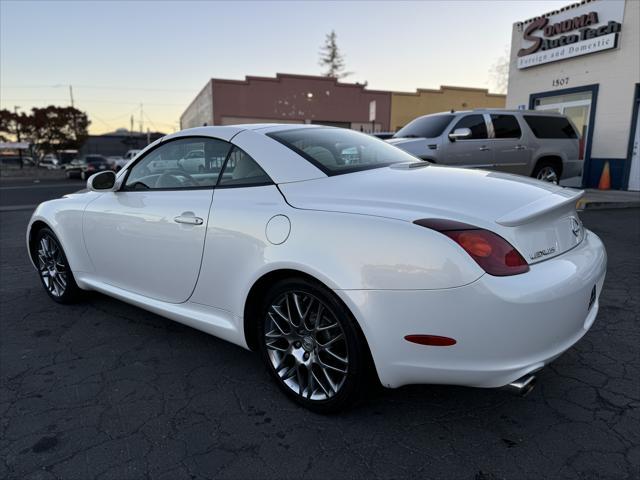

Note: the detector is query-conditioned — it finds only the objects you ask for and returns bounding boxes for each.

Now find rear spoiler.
[496,189,584,227]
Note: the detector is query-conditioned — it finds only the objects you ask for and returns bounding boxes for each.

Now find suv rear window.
[394,114,454,139]
[490,115,522,139]
[524,115,578,139]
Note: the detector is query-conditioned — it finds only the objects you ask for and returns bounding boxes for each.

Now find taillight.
[414,218,529,276]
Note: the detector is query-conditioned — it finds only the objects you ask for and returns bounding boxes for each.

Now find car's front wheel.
[33,227,82,303]
[258,278,370,413]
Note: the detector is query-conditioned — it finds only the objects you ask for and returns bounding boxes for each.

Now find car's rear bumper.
[335,230,607,389]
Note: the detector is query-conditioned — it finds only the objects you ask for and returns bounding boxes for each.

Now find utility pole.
[14,106,23,169]
[69,85,78,142]
[139,103,143,134]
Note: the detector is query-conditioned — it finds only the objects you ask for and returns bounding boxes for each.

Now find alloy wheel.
[37,234,68,297]
[536,166,559,184]
[264,291,349,401]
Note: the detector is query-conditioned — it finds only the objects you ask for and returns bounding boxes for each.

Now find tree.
[1,106,90,163]
[0,109,28,142]
[489,47,510,94]
[22,106,90,160]
[319,30,351,79]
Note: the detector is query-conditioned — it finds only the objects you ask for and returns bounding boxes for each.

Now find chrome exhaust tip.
[505,374,537,397]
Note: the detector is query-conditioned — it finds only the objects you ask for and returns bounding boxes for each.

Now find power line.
[0,98,185,106]
[1,84,197,92]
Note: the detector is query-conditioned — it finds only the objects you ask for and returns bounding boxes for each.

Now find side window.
[124,138,231,190]
[524,115,578,139]
[451,115,488,140]
[218,147,272,187]
[490,115,522,139]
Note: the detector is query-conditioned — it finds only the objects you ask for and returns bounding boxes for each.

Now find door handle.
[174,215,203,225]
[479,146,490,151]
[514,145,526,150]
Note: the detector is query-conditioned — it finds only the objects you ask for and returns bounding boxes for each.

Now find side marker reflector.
[404,334,456,346]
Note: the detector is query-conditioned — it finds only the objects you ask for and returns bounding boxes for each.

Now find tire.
[33,227,82,304]
[532,161,560,184]
[257,277,370,413]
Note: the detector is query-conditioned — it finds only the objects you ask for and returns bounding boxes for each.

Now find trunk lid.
[279,164,585,264]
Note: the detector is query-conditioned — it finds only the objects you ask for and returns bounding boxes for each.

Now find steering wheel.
[159,169,198,187]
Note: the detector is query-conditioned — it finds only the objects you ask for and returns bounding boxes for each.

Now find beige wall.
[390,86,506,131]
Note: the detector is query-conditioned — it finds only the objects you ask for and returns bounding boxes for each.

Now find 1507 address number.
[552,77,569,87]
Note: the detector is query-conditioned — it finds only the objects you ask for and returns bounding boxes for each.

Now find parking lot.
[0,179,638,480]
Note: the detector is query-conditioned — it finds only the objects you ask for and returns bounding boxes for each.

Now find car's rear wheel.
[258,278,369,413]
[533,161,560,184]
[34,227,82,304]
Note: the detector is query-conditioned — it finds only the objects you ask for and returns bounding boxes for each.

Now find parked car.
[27,125,606,412]
[387,110,582,184]
[107,156,125,171]
[370,132,395,140]
[108,150,141,172]
[178,149,206,173]
[39,154,60,170]
[65,155,112,180]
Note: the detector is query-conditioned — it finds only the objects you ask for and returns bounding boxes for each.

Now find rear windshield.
[394,114,454,139]
[269,127,419,175]
[524,115,578,139]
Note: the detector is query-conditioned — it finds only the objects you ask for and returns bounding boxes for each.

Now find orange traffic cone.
[598,161,611,190]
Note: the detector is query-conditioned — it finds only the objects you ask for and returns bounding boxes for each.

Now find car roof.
[417,109,564,117]
[166,123,325,142]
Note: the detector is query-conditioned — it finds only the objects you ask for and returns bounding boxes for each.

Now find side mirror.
[448,128,472,141]
[87,170,117,191]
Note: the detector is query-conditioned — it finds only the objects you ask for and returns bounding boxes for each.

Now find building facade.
[506,0,640,190]
[390,86,506,131]
[181,73,506,135]
[79,129,165,158]
[180,74,392,132]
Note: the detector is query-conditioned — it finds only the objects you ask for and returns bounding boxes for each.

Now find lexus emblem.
[570,217,582,238]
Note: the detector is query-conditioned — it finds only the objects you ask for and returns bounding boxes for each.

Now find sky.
[1,0,570,134]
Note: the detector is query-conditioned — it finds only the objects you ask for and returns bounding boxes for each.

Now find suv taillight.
[414,219,529,276]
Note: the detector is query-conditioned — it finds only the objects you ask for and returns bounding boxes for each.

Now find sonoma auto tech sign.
[517,0,625,69]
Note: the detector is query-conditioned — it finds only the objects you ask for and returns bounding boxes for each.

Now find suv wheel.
[533,161,560,184]
[257,278,370,413]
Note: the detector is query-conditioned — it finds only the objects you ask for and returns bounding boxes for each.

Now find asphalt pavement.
[0,178,85,211]
[0,181,638,480]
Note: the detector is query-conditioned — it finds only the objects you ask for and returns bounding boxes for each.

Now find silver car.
[387,110,582,183]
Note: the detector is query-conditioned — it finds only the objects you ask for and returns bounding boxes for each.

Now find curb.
[577,200,640,211]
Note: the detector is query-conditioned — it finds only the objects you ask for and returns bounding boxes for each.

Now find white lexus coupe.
[27,125,607,412]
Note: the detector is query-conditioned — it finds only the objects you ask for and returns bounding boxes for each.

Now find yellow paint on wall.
[390,86,506,131]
